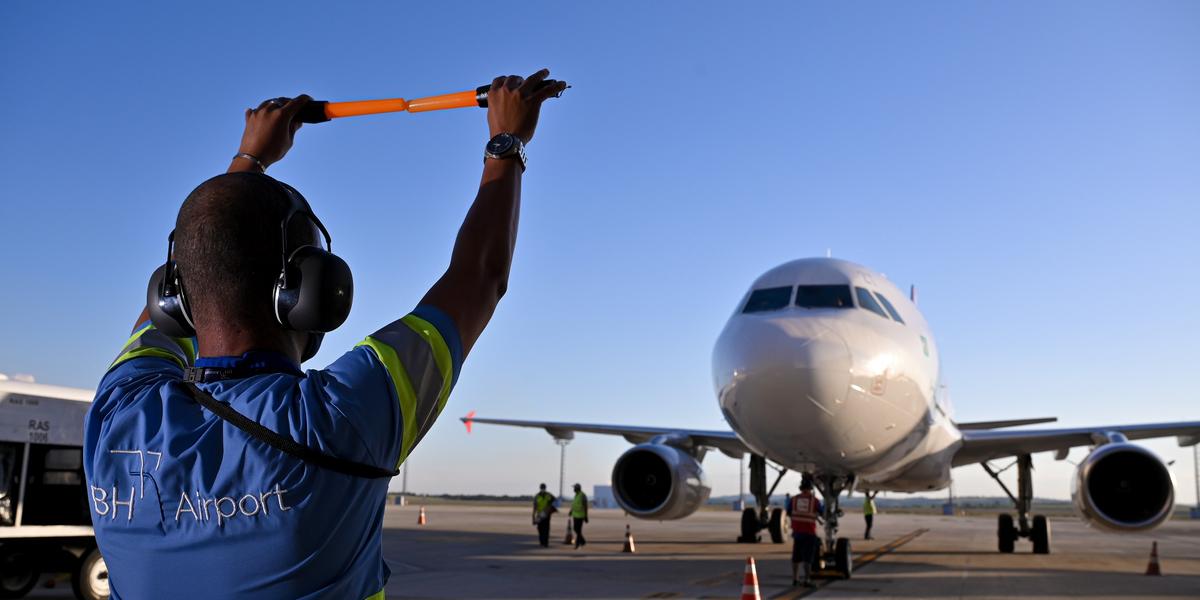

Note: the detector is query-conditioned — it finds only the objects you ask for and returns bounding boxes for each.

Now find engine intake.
[1072,442,1175,532]
[612,443,711,520]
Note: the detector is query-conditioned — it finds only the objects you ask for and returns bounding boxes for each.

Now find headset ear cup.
[274,246,353,333]
[147,264,196,338]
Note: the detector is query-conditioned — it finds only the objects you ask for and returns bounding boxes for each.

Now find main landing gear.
[738,455,787,544]
[983,453,1051,554]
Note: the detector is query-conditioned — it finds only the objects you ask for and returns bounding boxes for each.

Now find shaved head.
[174,172,295,330]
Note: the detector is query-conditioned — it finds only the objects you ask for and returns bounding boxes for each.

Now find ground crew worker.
[570,483,589,548]
[82,70,567,599]
[533,483,557,547]
[788,477,824,588]
[863,492,877,540]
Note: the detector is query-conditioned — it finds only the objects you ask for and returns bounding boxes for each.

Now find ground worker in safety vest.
[570,483,589,548]
[788,477,824,588]
[533,483,558,547]
[82,70,567,599]
[863,493,877,540]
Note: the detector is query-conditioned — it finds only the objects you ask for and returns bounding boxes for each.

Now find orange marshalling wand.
[297,82,565,123]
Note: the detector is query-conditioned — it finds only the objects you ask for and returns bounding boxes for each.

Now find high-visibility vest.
[790,492,820,534]
[571,493,588,519]
[534,492,554,514]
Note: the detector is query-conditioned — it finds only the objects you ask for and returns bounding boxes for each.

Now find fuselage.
[713,258,961,492]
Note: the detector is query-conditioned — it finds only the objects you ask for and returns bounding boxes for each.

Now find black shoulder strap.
[181,382,399,479]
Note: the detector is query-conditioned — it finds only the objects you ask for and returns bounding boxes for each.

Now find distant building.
[592,485,616,508]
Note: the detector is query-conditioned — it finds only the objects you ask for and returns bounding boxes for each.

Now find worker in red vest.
[787,476,824,587]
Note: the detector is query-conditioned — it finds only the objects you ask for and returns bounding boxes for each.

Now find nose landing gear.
[984,453,1051,554]
[813,473,853,580]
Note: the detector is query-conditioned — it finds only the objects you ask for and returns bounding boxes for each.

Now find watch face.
[487,134,514,155]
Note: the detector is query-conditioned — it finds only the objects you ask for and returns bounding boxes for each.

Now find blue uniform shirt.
[83,307,462,600]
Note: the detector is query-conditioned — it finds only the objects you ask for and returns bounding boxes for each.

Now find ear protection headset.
[146,176,353,362]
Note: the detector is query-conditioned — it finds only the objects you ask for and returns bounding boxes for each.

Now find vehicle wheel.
[738,508,760,543]
[997,514,1016,553]
[71,547,109,600]
[834,537,853,579]
[1031,515,1050,555]
[0,547,39,599]
[768,508,784,543]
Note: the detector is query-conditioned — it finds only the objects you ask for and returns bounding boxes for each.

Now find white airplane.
[464,257,1200,577]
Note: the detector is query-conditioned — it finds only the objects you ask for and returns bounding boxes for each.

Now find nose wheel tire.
[738,508,761,543]
[768,508,784,543]
[1031,515,1051,555]
[997,514,1016,553]
[834,537,853,579]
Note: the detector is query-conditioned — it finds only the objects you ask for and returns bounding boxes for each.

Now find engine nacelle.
[1072,442,1175,532]
[611,443,711,520]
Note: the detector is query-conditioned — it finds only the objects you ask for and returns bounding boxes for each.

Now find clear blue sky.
[2,2,1197,502]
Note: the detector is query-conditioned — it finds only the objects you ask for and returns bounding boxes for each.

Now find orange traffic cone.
[622,524,636,553]
[1145,541,1162,576]
[740,556,761,600]
[417,506,427,526]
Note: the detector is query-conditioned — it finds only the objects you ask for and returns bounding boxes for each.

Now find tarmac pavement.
[26,503,1200,599]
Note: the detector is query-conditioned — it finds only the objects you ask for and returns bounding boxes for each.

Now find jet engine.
[1072,442,1175,532]
[611,443,711,520]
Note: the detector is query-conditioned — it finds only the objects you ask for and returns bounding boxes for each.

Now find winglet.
[461,410,476,434]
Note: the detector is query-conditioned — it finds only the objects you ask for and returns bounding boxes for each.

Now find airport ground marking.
[768,528,928,600]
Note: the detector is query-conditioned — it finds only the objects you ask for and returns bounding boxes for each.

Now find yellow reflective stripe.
[176,335,197,362]
[111,346,185,369]
[112,323,195,368]
[119,323,155,354]
[357,337,419,467]
[399,314,454,413]
[363,590,385,600]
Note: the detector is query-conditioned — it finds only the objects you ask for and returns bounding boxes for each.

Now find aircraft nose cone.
[713,315,852,460]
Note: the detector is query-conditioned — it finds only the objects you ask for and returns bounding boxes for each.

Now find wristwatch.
[484,133,527,171]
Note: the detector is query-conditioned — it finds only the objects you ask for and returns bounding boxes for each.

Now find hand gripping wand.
[294,80,568,124]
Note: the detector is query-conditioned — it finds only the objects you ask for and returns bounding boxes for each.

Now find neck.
[196,323,300,363]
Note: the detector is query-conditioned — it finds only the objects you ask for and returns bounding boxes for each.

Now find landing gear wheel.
[834,537,853,579]
[738,508,760,543]
[1031,515,1051,555]
[0,547,39,599]
[768,508,784,543]
[72,547,109,600]
[997,514,1016,554]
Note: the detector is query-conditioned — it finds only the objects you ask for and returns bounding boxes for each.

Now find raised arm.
[420,69,567,356]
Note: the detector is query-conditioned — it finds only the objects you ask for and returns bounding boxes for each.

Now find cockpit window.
[742,286,792,313]
[873,292,905,324]
[795,285,853,309]
[855,287,890,319]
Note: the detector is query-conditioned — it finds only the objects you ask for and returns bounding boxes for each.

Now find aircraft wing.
[954,420,1200,466]
[461,414,750,458]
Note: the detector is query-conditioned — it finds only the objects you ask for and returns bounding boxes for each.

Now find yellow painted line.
[769,528,929,600]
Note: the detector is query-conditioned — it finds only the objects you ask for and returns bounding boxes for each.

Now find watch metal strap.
[485,135,527,171]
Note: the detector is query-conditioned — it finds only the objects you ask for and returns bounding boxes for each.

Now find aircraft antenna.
[826,248,832,258]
